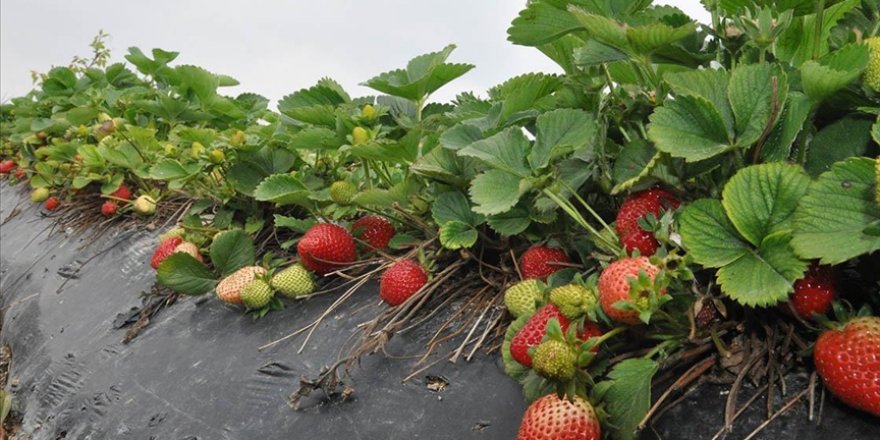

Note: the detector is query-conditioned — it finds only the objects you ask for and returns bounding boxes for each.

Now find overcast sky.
[1,1,710,105]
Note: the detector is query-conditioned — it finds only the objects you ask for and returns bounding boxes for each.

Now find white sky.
[0,1,710,105]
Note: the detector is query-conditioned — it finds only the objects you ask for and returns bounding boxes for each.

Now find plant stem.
[812,0,826,60]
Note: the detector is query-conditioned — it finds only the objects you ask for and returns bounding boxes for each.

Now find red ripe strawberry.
[352,215,396,249]
[44,196,60,211]
[784,262,837,319]
[297,223,357,275]
[111,183,132,204]
[510,304,570,368]
[0,160,15,174]
[517,394,601,440]
[579,321,604,352]
[814,317,880,416]
[14,168,26,179]
[615,187,680,256]
[101,200,118,217]
[150,236,184,269]
[520,246,570,280]
[379,259,428,306]
[598,257,663,325]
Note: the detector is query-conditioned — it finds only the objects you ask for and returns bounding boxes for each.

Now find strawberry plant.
[2,0,880,438]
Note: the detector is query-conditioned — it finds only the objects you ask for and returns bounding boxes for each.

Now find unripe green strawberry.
[866,37,880,92]
[159,227,186,242]
[329,181,357,205]
[208,149,225,163]
[352,127,369,145]
[362,104,376,119]
[216,266,267,305]
[271,264,315,298]
[190,141,206,157]
[875,156,879,206]
[133,195,157,215]
[31,187,50,203]
[229,130,246,147]
[504,280,543,318]
[549,284,598,320]
[532,340,577,381]
[240,279,274,309]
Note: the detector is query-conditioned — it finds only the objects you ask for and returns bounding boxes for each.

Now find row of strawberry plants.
[2,1,880,438]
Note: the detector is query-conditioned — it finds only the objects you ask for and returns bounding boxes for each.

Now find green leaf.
[729,63,788,147]
[648,95,732,162]
[569,10,629,49]
[176,65,219,105]
[288,127,343,151]
[804,118,872,178]
[487,206,531,236]
[801,43,869,102]
[680,199,752,268]
[760,92,811,162]
[531,109,595,170]
[664,68,734,136]
[253,174,311,206]
[507,1,585,46]
[612,140,664,194]
[458,127,532,177]
[432,191,484,226]
[157,253,217,295]
[716,231,807,306]
[469,170,525,216]
[209,230,256,277]
[439,123,483,150]
[274,215,316,233]
[722,162,810,246]
[775,0,860,66]
[598,358,658,440]
[626,21,696,55]
[149,159,198,181]
[792,157,880,264]
[349,140,416,164]
[488,73,562,124]
[411,146,477,187]
[573,40,629,66]
[439,221,479,250]
[361,45,474,101]
[277,78,349,126]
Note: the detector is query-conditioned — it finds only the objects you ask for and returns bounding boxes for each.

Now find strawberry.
[0,160,15,174]
[549,284,597,320]
[578,321,604,352]
[351,215,396,249]
[173,242,204,263]
[814,316,880,416]
[297,223,357,275]
[379,259,428,306]
[783,262,836,319]
[598,257,663,325]
[271,263,315,298]
[159,227,186,242]
[31,188,49,203]
[111,183,132,204]
[520,246,570,280]
[866,37,880,92]
[352,126,369,145]
[517,394,601,440]
[101,200,118,217]
[215,266,267,305]
[133,195,156,215]
[329,181,357,205]
[615,187,680,256]
[240,279,274,309]
[150,236,184,269]
[504,279,543,318]
[14,168,26,180]
[532,340,577,381]
[510,304,570,368]
[44,196,60,211]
